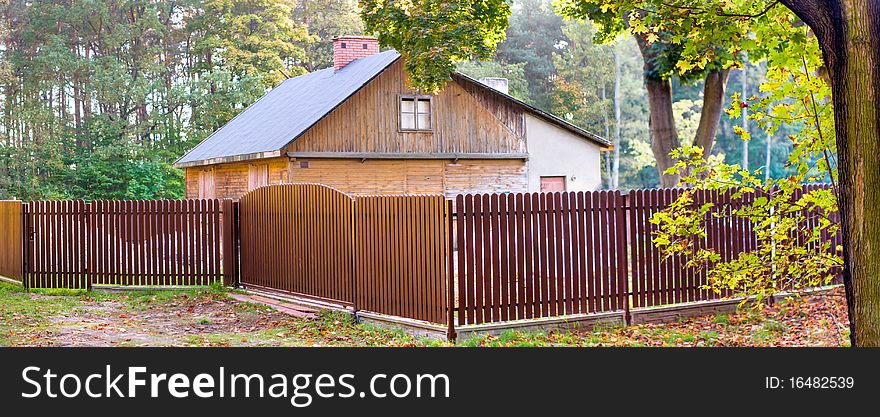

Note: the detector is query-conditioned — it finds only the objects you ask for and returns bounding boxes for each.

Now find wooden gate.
[238,184,356,305]
[355,195,448,324]
[238,184,450,324]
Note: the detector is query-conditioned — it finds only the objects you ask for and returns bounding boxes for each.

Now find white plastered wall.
[525,113,604,192]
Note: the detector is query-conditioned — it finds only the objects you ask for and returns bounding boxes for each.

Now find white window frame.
[399,94,433,132]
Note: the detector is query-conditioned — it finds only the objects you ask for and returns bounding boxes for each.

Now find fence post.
[84,202,92,291]
[446,199,457,343]
[21,202,30,290]
[221,199,240,287]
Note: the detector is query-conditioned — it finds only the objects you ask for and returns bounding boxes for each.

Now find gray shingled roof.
[174,50,401,168]
[174,49,609,168]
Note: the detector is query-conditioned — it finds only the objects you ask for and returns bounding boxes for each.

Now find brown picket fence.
[0,200,25,282]
[627,188,733,308]
[629,185,841,308]
[0,183,840,335]
[26,199,231,289]
[453,191,628,325]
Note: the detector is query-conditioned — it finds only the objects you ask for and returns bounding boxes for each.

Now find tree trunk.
[644,76,681,187]
[612,47,622,189]
[633,33,682,187]
[601,84,613,189]
[693,69,731,155]
[782,0,880,346]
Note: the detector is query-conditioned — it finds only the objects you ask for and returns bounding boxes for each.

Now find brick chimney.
[333,36,380,71]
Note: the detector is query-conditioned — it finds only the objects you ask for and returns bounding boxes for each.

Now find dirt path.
[0,287,422,347]
[30,293,292,346]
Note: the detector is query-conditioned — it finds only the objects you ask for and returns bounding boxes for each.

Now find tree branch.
[716,1,781,19]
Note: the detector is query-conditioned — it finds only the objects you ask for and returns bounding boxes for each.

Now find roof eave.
[172,150,283,169]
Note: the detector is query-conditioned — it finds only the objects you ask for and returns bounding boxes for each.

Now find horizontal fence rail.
[0,201,24,282]
[26,199,229,289]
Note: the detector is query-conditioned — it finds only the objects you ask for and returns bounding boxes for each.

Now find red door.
[540,176,567,193]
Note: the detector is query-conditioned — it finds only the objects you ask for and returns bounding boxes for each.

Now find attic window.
[399,95,432,131]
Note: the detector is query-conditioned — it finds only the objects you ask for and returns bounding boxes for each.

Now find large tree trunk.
[782,0,880,346]
[635,33,730,188]
[634,32,682,187]
[644,77,681,187]
[693,68,731,155]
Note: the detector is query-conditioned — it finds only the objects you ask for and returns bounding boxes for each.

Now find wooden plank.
[568,192,580,314]
[498,194,509,321]
[631,190,643,307]
[538,192,550,317]
[505,193,516,320]
[514,193,526,320]
[472,194,484,324]
[490,193,501,322]
[615,191,628,313]
[585,191,598,313]
[575,192,588,313]
[456,195,467,325]
[523,193,536,319]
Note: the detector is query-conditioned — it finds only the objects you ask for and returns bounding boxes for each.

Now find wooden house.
[174,36,611,199]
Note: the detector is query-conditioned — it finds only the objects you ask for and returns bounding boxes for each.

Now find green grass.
[0,282,89,345]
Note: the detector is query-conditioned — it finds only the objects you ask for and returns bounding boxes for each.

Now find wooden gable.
[285,60,527,156]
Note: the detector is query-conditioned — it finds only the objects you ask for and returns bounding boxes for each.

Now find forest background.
[0,0,789,201]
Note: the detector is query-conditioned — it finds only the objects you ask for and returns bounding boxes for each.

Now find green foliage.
[651,144,840,304]
[495,0,566,109]
[554,0,729,81]
[198,0,310,88]
[547,19,613,135]
[0,0,315,201]
[359,0,511,93]
[545,0,843,301]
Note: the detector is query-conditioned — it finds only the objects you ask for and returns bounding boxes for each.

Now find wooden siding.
[286,60,526,155]
[444,160,527,197]
[290,158,527,198]
[185,157,289,200]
